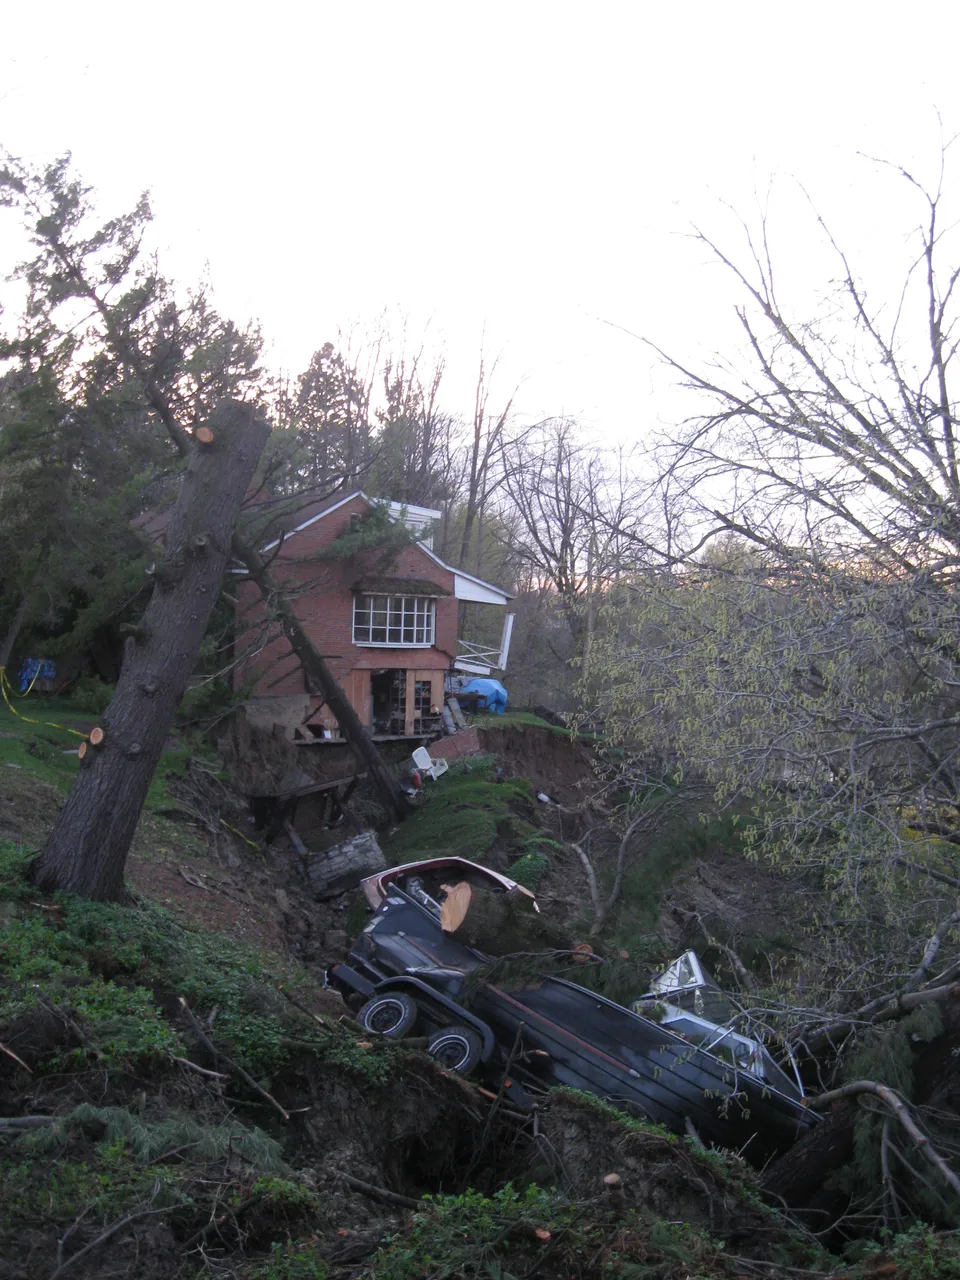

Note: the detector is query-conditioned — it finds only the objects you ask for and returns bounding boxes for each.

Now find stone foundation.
[303,830,387,899]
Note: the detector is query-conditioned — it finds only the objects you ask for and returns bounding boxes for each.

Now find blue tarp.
[457,678,508,715]
[18,659,56,693]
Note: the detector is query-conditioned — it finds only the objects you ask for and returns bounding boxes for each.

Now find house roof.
[132,487,350,552]
[139,486,515,605]
[261,490,515,605]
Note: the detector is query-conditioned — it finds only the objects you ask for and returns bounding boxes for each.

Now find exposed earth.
[2,706,958,1278]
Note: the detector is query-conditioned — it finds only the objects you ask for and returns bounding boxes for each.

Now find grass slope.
[380,755,543,866]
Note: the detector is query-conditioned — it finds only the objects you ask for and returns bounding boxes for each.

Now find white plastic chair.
[412,745,449,781]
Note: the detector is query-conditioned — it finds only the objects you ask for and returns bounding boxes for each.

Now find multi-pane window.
[353,595,436,646]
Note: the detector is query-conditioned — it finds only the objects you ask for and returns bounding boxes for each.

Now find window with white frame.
[353,595,436,646]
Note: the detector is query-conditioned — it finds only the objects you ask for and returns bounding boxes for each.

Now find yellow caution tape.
[0,667,89,740]
[4,665,42,697]
[220,818,262,852]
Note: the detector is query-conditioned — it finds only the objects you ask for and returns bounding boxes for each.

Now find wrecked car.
[328,863,819,1163]
[359,856,538,912]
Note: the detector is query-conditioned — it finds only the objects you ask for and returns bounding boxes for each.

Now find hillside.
[1,702,959,1277]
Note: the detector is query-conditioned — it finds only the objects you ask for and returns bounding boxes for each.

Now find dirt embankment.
[476,724,597,807]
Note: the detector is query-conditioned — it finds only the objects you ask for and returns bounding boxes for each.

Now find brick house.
[233,491,513,741]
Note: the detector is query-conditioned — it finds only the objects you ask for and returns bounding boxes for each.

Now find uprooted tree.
[31,400,270,899]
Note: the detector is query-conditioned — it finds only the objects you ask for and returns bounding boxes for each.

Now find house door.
[371,670,406,734]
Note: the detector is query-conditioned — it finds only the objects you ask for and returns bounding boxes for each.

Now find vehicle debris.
[328,859,819,1163]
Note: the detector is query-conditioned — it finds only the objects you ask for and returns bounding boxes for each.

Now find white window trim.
[353,594,437,648]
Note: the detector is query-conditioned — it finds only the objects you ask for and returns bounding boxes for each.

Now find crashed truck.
[327,857,819,1164]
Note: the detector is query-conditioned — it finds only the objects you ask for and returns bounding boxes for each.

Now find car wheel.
[427,1024,483,1074]
[357,992,418,1038]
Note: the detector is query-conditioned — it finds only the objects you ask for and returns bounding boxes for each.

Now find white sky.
[2,1,959,442]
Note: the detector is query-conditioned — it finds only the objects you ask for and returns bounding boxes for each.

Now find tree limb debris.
[338,1171,422,1210]
[278,986,337,1031]
[180,1192,263,1253]
[47,1182,175,1280]
[178,997,290,1121]
[168,1054,230,1081]
[0,1041,32,1072]
[36,994,104,1061]
[0,1115,57,1130]
[795,977,960,1055]
[808,1079,960,1202]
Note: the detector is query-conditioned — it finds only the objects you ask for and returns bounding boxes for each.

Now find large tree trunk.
[230,535,411,821]
[31,401,269,900]
[761,1100,856,1208]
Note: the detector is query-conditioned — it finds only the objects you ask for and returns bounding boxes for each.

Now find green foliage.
[0,841,33,901]
[859,1224,960,1280]
[593,806,743,973]
[368,1183,574,1280]
[17,1103,285,1172]
[321,501,423,562]
[240,1239,329,1279]
[320,1036,405,1087]
[0,881,315,1079]
[0,151,264,680]
[68,675,115,714]
[382,757,538,863]
[838,1006,950,1224]
[367,1181,742,1280]
[506,848,549,890]
[175,675,238,725]
[574,950,665,1007]
[58,980,181,1067]
[0,1151,173,1229]
[248,1176,321,1216]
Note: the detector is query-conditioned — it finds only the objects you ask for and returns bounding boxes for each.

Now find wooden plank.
[404,667,416,737]
[282,817,310,859]
[275,772,367,802]
[447,697,468,729]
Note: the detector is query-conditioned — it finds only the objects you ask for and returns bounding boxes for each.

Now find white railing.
[453,614,515,675]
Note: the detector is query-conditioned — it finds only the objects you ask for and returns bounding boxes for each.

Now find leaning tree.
[31,400,270,899]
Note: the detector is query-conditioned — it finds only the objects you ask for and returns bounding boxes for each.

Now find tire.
[357,992,418,1038]
[427,1024,483,1074]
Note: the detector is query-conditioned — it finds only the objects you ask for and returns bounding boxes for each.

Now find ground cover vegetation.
[5,141,960,1271]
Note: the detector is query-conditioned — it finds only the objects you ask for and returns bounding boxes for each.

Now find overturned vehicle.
[327,858,819,1164]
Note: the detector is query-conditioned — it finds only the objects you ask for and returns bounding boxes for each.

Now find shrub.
[68,677,114,715]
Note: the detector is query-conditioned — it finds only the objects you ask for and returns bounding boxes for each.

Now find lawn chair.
[412,745,449,782]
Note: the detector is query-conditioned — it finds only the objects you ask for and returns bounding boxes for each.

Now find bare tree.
[499,419,646,668]
[458,345,518,572]
[588,151,960,859]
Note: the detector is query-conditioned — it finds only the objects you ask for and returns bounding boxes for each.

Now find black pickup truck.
[327,860,818,1165]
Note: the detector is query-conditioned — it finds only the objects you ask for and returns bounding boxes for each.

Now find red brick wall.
[234,495,457,725]
[429,727,481,761]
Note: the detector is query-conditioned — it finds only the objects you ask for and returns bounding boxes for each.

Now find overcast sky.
[2,1,959,441]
